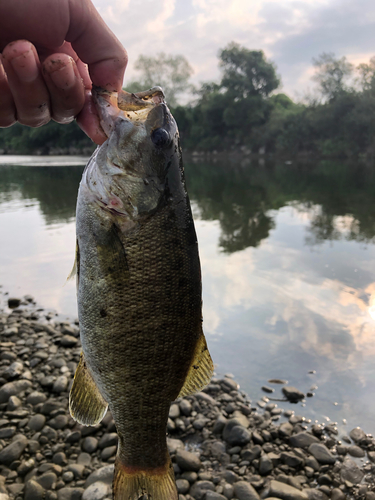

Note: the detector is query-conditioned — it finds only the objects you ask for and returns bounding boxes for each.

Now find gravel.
[1,299,375,500]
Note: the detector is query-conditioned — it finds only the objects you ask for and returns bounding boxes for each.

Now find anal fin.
[69,353,108,425]
[178,332,214,398]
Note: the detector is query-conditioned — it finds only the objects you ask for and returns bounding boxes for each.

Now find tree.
[357,57,375,92]
[312,52,354,100]
[125,53,194,107]
[219,43,280,98]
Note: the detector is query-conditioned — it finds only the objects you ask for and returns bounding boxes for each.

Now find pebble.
[24,479,45,500]
[0,434,28,465]
[308,443,336,464]
[176,478,190,494]
[340,458,364,484]
[82,481,109,500]
[234,481,261,500]
[60,335,78,347]
[190,480,216,500]
[82,436,98,453]
[0,379,32,403]
[176,450,201,472]
[289,432,319,448]
[347,445,365,457]
[57,488,85,500]
[268,480,308,500]
[53,375,68,393]
[282,386,305,402]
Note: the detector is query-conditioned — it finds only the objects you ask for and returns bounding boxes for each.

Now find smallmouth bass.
[69,86,213,500]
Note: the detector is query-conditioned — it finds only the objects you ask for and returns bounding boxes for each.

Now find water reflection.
[1,158,375,432]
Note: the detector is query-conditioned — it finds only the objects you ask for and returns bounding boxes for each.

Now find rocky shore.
[0,297,375,500]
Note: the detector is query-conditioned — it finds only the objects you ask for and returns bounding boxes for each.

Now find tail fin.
[113,456,177,500]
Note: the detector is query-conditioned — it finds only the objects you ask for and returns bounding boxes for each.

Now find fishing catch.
[68,86,213,500]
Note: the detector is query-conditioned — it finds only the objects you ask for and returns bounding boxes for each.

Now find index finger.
[67,0,127,92]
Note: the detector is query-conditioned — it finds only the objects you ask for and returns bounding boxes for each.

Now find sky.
[92,0,375,100]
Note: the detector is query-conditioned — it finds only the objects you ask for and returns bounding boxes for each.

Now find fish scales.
[69,86,213,500]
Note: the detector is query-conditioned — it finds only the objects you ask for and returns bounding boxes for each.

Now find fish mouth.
[92,86,166,138]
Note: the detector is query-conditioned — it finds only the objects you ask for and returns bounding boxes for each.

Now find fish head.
[83,87,180,222]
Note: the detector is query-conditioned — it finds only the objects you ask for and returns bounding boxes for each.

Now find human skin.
[0,0,128,144]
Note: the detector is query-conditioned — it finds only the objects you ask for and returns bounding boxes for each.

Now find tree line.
[1,44,375,158]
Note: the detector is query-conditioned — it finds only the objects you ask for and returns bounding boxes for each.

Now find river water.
[1,155,375,435]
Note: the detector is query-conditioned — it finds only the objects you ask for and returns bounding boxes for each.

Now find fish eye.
[151,128,170,148]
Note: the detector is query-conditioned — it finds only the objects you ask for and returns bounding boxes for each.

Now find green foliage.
[312,52,354,100]
[125,53,193,107]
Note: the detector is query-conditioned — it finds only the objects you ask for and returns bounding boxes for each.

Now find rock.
[53,376,68,393]
[26,391,47,405]
[180,399,192,416]
[101,445,116,460]
[8,298,21,308]
[176,450,201,472]
[49,415,68,430]
[24,479,45,500]
[60,335,78,347]
[169,403,180,419]
[82,482,109,500]
[68,464,86,479]
[340,458,364,485]
[53,452,68,466]
[268,480,308,500]
[189,480,216,500]
[167,438,184,454]
[331,489,346,500]
[3,362,23,379]
[99,432,118,449]
[0,379,32,403]
[28,414,46,431]
[289,432,319,448]
[41,425,58,441]
[57,487,85,500]
[280,452,304,468]
[82,436,98,453]
[85,465,114,488]
[308,443,336,464]
[233,481,260,500]
[17,458,35,476]
[0,434,28,465]
[241,445,262,463]
[349,427,366,443]
[226,425,251,446]
[305,489,328,500]
[0,427,16,439]
[279,422,294,438]
[7,395,21,411]
[347,445,365,457]
[213,415,227,434]
[259,454,273,475]
[262,386,274,393]
[282,386,305,402]
[176,479,190,494]
[36,472,57,489]
[206,493,228,500]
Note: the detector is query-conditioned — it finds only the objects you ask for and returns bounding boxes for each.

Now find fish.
[68,86,214,500]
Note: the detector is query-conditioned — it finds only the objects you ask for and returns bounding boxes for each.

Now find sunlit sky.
[92,0,375,100]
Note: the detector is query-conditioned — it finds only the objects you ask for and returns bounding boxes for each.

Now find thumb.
[67,0,127,92]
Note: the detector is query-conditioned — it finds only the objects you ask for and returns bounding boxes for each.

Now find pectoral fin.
[178,333,214,398]
[67,240,80,283]
[69,353,108,425]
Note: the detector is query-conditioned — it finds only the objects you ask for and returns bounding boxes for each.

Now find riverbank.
[0,297,374,500]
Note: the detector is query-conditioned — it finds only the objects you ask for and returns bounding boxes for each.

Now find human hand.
[0,0,127,144]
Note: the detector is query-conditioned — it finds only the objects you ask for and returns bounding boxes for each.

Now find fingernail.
[49,59,76,90]
[10,50,39,82]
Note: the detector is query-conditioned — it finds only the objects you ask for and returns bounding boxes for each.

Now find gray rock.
[206,493,228,500]
[36,472,57,489]
[223,483,234,500]
[181,472,198,484]
[26,391,47,405]
[279,422,294,438]
[347,445,365,457]
[226,425,251,446]
[82,482,109,500]
[28,414,46,431]
[176,479,190,494]
[340,458,364,485]
[221,377,239,392]
[60,335,78,347]
[308,443,336,464]
[99,432,118,449]
[213,415,227,434]
[68,464,86,479]
[7,297,21,308]
[179,399,192,416]
[169,403,180,419]
[57,487,85,500]
[0,379,32,403]
[241,445,262,463]
[41,425,58,441]
[49,415,68,430]
[62,471,74,483]
[176,450,201,472]
[189,480,215,500]
[305,489,328,500]
[0,434,28,465]
[53,376,68,393]
[280,452,304,468]
[85,465,114,488]
[368,451,375,463]
[259,454,273,475]
[305,456,320,471]
[349,427,366,443]
[268,480,308,500]
[233,481,260,500]
[331,489,346,500]
[53,452,68,466]
[289,432,319,448]
[0,427,15,439]
[282,386,305,402]
[101,446,117,460]
[3,362,23,379]
[167,438,184,454]
[24,480,45,500]
[17,458,35,476]
[7,395,21,411]
[82,436,98,453]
